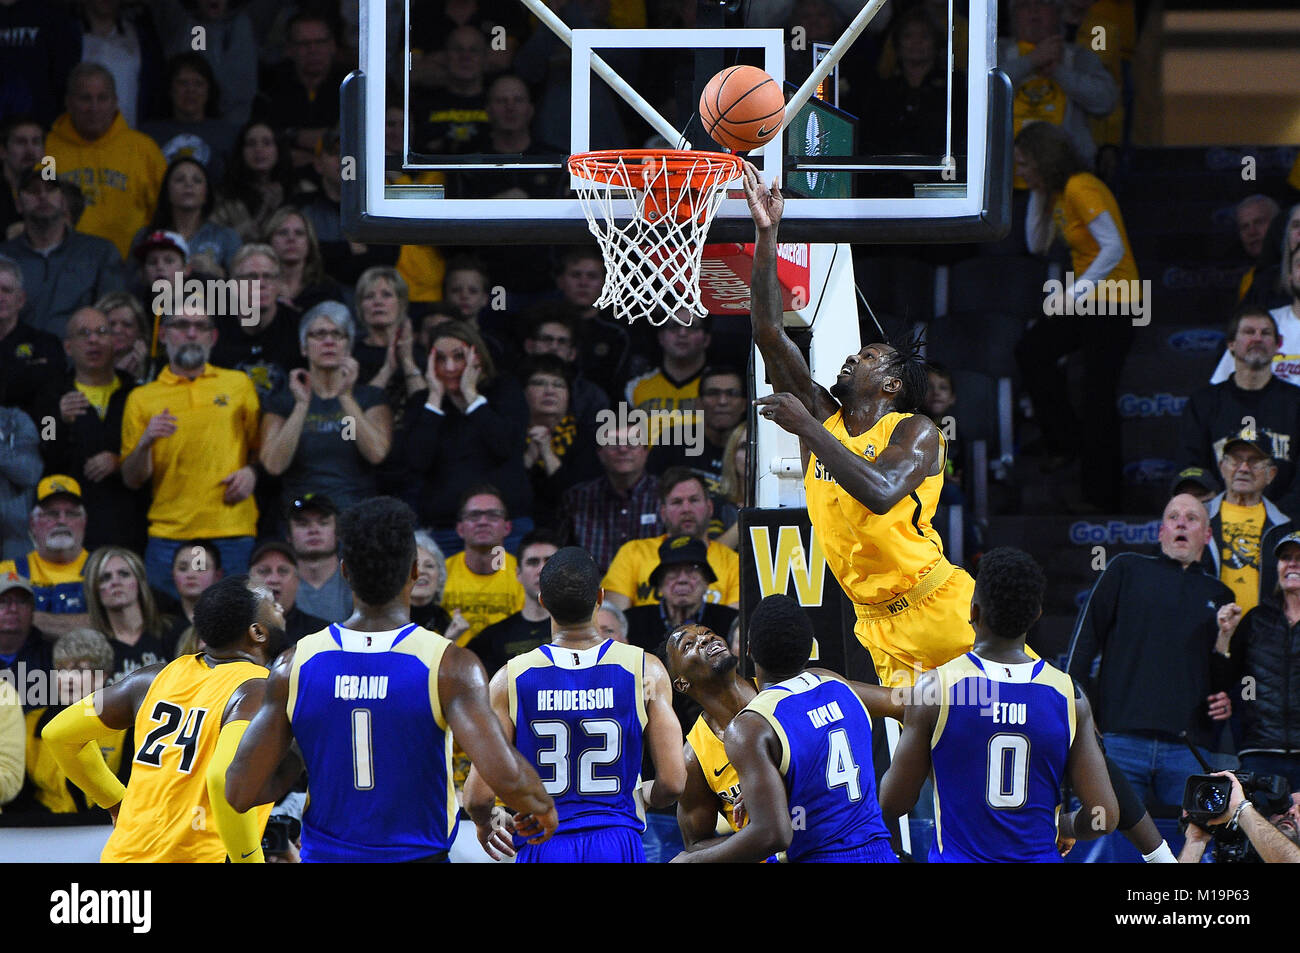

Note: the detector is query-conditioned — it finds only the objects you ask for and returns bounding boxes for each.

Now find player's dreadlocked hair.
[194,574,261,650]
[339,497,418,606]
[974,547,1047,641]
[747,594,815,677]
[881,329,929,413]
[538,547,602,625]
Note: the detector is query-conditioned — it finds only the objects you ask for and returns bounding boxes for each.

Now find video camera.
[261,814,302,855]
[1180,738,1291,863]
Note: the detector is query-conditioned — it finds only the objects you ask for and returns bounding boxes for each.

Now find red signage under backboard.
[699,243,812,316]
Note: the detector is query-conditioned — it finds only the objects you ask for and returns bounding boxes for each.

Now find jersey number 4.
[826,728,862,801]
[531,719,622,796]
[134,701,208,773]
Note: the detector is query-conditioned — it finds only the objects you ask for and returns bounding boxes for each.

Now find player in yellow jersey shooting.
[743,163,977,689]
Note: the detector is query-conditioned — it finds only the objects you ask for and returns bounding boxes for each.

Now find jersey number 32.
[531,719,622,796]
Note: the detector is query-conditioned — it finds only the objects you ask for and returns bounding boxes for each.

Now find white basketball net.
[569,151,743,327]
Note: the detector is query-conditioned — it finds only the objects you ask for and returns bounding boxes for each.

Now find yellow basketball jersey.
[804,411,947,604]
[102,655,271,863]
[686,714,744,832]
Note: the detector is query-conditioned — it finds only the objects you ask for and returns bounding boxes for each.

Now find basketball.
[699,65,785,153]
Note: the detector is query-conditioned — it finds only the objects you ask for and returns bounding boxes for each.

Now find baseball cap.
[648,536,717,590]
[36,475,83,505]
[134,229,190,262]
[0,571,34,599]
[250,540,298,567]
[1274,531,1300,557]
[1219,433,1274,462]
[1168,466,1218,497]
[286,493,338,520]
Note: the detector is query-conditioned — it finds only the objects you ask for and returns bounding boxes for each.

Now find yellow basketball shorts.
[851,561,976,689]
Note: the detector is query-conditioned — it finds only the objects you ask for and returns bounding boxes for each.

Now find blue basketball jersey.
[509,640,646,844]
[929,653,1076,863]
[741,672,893,863]
[288,623,457,862]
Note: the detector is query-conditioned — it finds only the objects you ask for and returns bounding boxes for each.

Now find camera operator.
[263,791,304,864]
[1178,771,1300,863]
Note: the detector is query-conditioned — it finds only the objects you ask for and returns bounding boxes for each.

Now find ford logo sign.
[1122,458,1179,484]
[1168,329,1224,352]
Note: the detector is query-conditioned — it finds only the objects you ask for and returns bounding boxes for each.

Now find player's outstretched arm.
[809,668,906,722]
[441,645,556,841]
[42,663,162,812]
[802,412,942,515]
[673,712,791,863]
[225,649,296,814]
[1061,691,1119,841]
[741,161,838,423]
[642,653,686,809]
[878,671,941,821]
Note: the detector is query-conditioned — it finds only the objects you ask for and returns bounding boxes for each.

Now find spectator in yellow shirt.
[441,485,524,647]
[120,304,260,597]
[0,476,91,638]
[45,62,168,259]
[602,467,740,610]
[1013,120,1138,512]
[21,627,124,815]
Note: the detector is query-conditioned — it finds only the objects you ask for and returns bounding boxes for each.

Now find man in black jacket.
[1216,531,1300,790]
[1067,493,1236,812]
[1182,306,1300,521]
[32,306,147,553]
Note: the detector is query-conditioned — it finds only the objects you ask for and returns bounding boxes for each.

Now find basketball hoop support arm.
[516,0,691,149]
[780,0,888,134]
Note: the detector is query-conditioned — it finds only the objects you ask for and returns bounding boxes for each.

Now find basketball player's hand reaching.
[755,392,816,437]
[741,161,783,230]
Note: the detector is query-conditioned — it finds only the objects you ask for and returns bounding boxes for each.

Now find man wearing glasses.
[1200,433,1289,614]
[442,485,524,648]
[210,245,304,399]
[120,304,261,597]
[30,307,148,552]
[0,476,91,637]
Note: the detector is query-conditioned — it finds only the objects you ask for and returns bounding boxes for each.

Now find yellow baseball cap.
[37,475,83,505]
